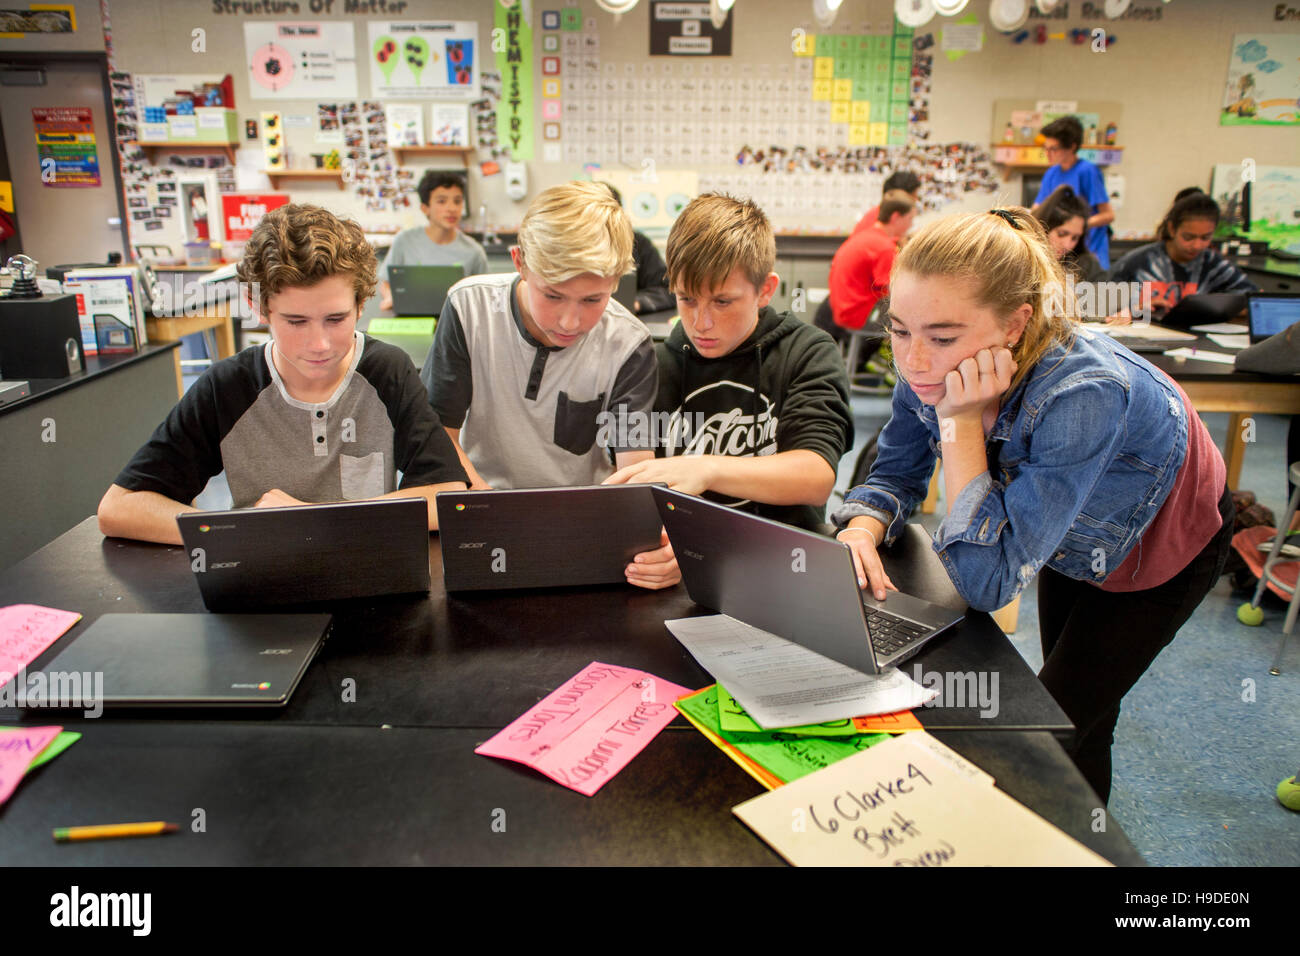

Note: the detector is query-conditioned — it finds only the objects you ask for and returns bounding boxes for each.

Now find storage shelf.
[124,140,239,164]
[264,169,345,190]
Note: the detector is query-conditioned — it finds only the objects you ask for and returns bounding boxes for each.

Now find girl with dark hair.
[1107,187,1255,323]
[1034,185,1105,283]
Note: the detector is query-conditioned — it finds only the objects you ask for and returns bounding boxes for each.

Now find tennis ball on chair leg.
[1277,776,1300,811]
[1237,603,1265,626]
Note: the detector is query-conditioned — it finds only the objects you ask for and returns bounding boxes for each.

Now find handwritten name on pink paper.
[475,662,691,796]
[0,605,82,684]
[0,725,62,806]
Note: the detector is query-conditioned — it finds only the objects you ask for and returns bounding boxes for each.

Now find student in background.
[421,181,657,493]
[829,194,917,333]
[378,170,489,311]
[834,207,1233,802]
[1107,187,1256,323]
[606,194,854,588]
[599,182,675,315]
[1033,185,1105,283]
[1031,116,1113,270]
[851,170,922,236]
[98,204,469,543]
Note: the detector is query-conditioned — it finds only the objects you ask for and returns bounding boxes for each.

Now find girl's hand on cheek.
[935,346,1017,423]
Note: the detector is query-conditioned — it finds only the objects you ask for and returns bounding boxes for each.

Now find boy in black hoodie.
[605,193,854,589]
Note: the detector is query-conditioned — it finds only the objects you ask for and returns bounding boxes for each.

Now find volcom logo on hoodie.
[668,381,778,457]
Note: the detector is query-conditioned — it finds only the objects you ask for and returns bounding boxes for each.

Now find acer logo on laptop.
[209,561,241,569]
[459,542,487,549]
[259,648,294,655]
[682,549,704,560]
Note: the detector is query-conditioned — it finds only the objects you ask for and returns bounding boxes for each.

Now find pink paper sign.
[0,725,62,806]
[475,662,691,796]
[0,605,82,684]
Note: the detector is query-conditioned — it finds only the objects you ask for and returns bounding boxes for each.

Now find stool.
[843,301,893,395]
[1237,461,1300,675]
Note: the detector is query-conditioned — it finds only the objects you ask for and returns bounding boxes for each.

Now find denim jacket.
[833,327,1189,612]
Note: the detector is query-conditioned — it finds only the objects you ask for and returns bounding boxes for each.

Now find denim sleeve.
[832,383,936,543]
[932,377,1129,611]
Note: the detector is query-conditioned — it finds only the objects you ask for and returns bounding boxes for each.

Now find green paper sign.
[495,2,535,161]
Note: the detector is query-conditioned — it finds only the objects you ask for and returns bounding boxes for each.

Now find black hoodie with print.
[655,306,854,531]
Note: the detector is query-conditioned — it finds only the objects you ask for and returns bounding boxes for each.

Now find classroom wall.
[14,0,1300,253]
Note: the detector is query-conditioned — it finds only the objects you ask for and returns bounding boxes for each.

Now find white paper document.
[1191,322,1249,334]
[663,614,938,729]
[1206,334,1251,350]
[1162,348,1239,365]
[1082,322,1197,342]
[733,732,1112,867]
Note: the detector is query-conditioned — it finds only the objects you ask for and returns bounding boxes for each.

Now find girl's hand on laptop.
[625,530,681,591]
[254,488,306,509]
[604,456,716,497]
[837,523,897,602]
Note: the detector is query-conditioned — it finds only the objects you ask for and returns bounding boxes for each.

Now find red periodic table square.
[542,57,561,76]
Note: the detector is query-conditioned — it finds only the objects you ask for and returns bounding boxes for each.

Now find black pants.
[1036,485,1235,804]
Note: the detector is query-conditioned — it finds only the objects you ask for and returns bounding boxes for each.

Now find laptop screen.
[1249,294,1300,342]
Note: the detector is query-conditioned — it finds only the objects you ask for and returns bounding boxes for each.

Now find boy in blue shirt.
[1031,116,1114,270]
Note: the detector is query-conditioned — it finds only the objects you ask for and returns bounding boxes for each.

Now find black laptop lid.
[389,264,465,316]
[1160,292,1248,329]
[177,498,430,611]
[436,485,663,590]
[24,613,331,708]
[653,486,884,674]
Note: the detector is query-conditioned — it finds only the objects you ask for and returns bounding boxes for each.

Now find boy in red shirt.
[829,194,915,331]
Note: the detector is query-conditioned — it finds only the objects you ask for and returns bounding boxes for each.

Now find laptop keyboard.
[863,606,930,659]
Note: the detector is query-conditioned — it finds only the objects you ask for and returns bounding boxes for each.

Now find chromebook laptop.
[1247,292,1300,343]
[1160,292,1249,329]
[176,498,430,611]
[22,613,331,709]
[653,487,966,675]
[389,264,464,316]
[436,485,663,591]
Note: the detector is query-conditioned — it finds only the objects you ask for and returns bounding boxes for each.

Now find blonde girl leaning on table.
[832,207,1235,803]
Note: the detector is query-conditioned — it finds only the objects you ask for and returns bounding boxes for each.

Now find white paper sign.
[245,22,359,100]
[733,732,1113,867]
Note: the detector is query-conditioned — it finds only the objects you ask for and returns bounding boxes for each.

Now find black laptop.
[389,264,465,316]
[1247,292,1300,343]
[176,498,431,611]
[436,485,663,591]
[1159,292,1249,329]
[22,613,331,709]
[654,487,965,675]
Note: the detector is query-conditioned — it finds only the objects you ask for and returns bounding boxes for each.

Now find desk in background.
[0,345,178,572]
[0,517,1143,865]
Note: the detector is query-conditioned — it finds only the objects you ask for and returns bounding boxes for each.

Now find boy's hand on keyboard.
[836,526,897,601]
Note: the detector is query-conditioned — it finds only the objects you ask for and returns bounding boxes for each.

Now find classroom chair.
[1236,461,1300,676]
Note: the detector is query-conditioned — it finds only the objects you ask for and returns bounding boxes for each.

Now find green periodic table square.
[542,34,559,52]
[815,34,835,57]
[853,78,871,99]
[869,36,889,57]
[893,36,912,58]
[892,58,911,80]
[889,123,908,145]
[853,59,871,79]
[871,80,888,101]
[856,37,871,55]
[561,7,582,29]
[834,57,855,79]
[891,79,909,100]
[871,58,889,79]
[890,101,908,123]
[835,35,853,56]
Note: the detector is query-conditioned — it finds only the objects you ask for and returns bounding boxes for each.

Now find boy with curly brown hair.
[98,204,468,544]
